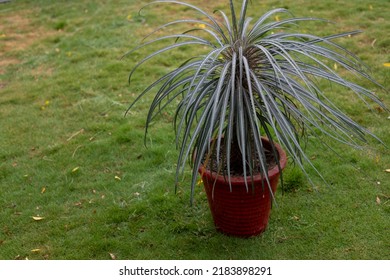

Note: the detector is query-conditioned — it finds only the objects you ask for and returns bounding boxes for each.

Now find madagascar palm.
[124,0,387,203]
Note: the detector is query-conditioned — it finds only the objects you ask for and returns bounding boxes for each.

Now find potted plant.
[124,0,387,237]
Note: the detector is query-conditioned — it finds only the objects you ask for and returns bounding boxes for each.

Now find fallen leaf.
[109,253,116,260]
[32,216,44,221]
[74,202,82,207]
[375,106,384,113]
[384,62,390,67]
[31,249,41,253]
[72,167,79,173]
[333,63,338,70]
[114,176,121,181]
[376,196,381,204]
[67,128,85,142]
[385,169,390,173]
[41,187,46,194]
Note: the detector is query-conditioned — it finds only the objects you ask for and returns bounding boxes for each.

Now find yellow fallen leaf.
[274,15,280,21]
[385,169,390,173]
[114,176,121,181]
[333,63,338,70]
[31,249,41,253]
[74,201,82,207]
[41,187,46,194]
[32,216,44,221]
[72,166,79,173]
[109,253,116,260]
[383,63,390,67]
[376,196,381,204]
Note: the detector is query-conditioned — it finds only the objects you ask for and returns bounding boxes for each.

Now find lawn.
[0,0,389,260]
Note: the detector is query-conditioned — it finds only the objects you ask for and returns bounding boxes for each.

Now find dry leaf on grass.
[32,216,44,221]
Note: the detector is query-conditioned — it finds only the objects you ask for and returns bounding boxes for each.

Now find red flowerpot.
[198,138,287,237]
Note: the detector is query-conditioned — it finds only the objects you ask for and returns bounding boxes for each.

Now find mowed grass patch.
[0,0,389,259]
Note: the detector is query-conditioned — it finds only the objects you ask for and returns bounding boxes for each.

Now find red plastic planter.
[198,139,287,237]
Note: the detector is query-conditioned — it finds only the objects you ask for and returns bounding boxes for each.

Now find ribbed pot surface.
[199,139,287,237]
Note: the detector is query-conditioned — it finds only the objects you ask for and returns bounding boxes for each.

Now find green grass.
[0,0,389,260]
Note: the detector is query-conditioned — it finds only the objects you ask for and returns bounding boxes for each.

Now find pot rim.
[198,137,287,185]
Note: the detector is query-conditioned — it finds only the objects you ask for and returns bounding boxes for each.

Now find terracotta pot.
[198,138,287,237]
